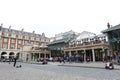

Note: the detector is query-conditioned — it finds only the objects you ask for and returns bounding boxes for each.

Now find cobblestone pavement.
[0,62,120,80]
[56,62,120,70]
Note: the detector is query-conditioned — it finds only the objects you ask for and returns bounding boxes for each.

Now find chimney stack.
[33,31,35,34]
[107,22,110,28]
[9,25,11,32]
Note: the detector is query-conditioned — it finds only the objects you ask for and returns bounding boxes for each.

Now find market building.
[102,23,120,62]
[64,31,109,62]
[47,30,78,58]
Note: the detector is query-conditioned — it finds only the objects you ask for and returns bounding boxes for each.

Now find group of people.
[52,56,84,63]
[10,56,22,68]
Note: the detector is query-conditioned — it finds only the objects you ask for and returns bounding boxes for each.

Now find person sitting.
[42,59,48,64]
[105,61,114,70]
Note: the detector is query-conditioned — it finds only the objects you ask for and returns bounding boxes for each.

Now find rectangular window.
[31,37,34,40]
[0,32,1,35]
[4,33,8,37]
[18,40,22,44]
[36,38,39,41]
[10,44,15,49]
[36,42,39,45]
[41,38,44,42]
[25,40,30,45]
[4,38,8,42]
[31,41,34,45]
[11,39,15,43]
[18,45,21,49]
[3,44,7,49]
[11,34,16,38]
[25,36,29,40]
[18,35,23,39]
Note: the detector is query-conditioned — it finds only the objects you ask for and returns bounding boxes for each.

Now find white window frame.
[11,44,15,49]
[4,38,8,42]
[11,39,15,43]
[18,35,23,39]
[4,33,8,37]
[18,40,22,44]
[36,38,39,41]
[11,34,16,38]
[31,37,34,40]
[3,44,7,49]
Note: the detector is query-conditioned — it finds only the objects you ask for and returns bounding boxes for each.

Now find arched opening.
[1,52,7,61]
[9,52,14,57]
[9,52,15,60]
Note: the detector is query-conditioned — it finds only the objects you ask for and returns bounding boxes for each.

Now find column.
[44,53,46,59]
[15,39,18,49]
[8,38,10,49]
[28,53,31,62]
[84,50,86,62]
[107,49,110,60]
[49,52,51,58]
[76,50,77,55]
[22,39,24,46]
[92,48,95,62]
[0,31,1,57]
[0,50,1,59]
[102,48,105,60]
[69,51,71,57]
[39,53,40,60]
[33,53,35,61]
[107,49,110,56]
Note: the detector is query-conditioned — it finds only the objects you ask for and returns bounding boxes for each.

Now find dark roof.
[102,24,120,33]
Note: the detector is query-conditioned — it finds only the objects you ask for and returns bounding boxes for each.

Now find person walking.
[13,56,17,67]
[9,56,11,64]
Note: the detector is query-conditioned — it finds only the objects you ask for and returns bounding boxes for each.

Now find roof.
[76,31,96,40]
[47,38,69,45]
[102,24,120,33]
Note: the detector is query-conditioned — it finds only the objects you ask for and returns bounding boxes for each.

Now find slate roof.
[102,24,120,33]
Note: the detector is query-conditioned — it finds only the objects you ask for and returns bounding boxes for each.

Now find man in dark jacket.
[13,57,17,67]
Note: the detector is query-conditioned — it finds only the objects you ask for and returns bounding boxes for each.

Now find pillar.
[49,52,51,58]
[0,51,1,59]
[15,39,18,49]
[33,53,35,61]
[39,53,40,60]
[28,53,31,62]
[102,48,105,59]
[8,38,10,49]
[107,49,110,56]
[69,51,71,57]
[84,50,86,62]
[92,48,95,62]
[44,53,46,59]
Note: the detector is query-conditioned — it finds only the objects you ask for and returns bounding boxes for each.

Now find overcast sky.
[0,0,120,37]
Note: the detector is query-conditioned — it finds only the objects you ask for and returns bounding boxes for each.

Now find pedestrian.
[13,56,17,67]
[9,56,11,64]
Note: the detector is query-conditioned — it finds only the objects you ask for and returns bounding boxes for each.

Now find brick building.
[0,24,50,62]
